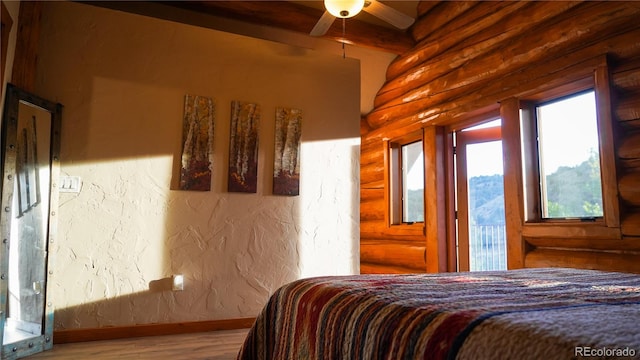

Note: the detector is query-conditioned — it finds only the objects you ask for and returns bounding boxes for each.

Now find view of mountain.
[468,152,603,225]
[404,153,602,225]
[469,174,505,225]
[544,153,603,217]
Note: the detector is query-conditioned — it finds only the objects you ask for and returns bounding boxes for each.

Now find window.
[517,67,618,230]
[387,132,424,226]
[535,91,603,219]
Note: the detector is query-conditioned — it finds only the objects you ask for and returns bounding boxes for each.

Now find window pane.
[537,91,603,218]
[466,140,506,271]
[462,118,501,132]
[402,141,424,222]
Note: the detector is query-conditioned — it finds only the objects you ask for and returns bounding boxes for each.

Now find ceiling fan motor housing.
[311,0,415,38]
[324,0,365,19]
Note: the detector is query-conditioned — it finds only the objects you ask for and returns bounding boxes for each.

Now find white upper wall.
[90,1,398,115]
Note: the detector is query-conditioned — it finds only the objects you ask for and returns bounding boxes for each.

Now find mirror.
[0,84,61,359]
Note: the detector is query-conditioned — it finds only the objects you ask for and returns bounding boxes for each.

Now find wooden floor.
[27,329,249,360]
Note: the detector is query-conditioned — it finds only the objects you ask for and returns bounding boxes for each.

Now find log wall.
[360,1,640,274]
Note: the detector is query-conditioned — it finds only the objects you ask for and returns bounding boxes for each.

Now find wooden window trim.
[594,62,620,228]
[384,130,425,236]
[446,111,502,272]
[515,62,621,240]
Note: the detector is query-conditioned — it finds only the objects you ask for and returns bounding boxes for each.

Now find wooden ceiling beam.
[165,1,415,54]
[12,1,42,93]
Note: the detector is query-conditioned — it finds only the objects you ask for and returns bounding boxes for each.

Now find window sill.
[386,222,425,236]
[522,222,621,240]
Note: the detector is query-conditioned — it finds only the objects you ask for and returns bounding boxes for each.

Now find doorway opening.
[454,119,506,271]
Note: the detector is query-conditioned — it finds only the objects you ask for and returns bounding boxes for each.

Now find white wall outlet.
[172,274,184,291]
[60,176,82,193]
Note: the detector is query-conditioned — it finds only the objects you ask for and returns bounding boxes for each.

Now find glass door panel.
[455,121,507,271]
[465,140,506,271]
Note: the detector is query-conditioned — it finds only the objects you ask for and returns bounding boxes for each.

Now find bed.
[236,268,640,360]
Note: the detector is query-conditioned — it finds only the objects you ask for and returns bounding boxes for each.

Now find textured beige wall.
[35,1,360,329]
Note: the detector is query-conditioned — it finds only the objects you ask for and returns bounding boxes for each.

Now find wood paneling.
[367,2,640,130]
[621,213,640,236]
[616,96,640,122]
[387,1,575,97]
[361,1,640,274]
[361,241,425,269]
[618,133,640,159]
[525,248,640,274]
[525,236,640,252]
[360,262,423,274]
[619,171,640,206]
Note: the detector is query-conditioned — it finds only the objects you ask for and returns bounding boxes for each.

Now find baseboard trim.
[53,317,256,344]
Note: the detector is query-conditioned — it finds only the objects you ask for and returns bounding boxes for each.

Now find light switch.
[59,176,82,193]
[172,275,184,291]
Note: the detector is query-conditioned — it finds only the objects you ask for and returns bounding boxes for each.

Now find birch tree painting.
[180,94,215,191]
[228,101,260,193]
[273,107,302,196]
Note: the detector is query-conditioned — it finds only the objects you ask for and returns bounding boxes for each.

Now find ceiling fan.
[310,0,415,37]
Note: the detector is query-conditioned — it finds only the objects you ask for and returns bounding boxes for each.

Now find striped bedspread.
[236,268,640,360]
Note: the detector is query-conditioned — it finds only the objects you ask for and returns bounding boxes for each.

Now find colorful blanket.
[237,268,640,360]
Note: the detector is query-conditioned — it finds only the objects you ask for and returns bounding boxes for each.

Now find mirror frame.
[0,83,61,359]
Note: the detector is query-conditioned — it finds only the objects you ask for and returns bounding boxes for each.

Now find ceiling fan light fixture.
[324,0,365,19]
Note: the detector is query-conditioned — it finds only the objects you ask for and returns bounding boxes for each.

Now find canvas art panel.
[273,107,302,196]
[180,94,215,191]
[228,101,260,193]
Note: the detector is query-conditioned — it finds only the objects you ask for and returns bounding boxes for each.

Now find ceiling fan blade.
[363,0,415,30]
[310,10,336,36]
